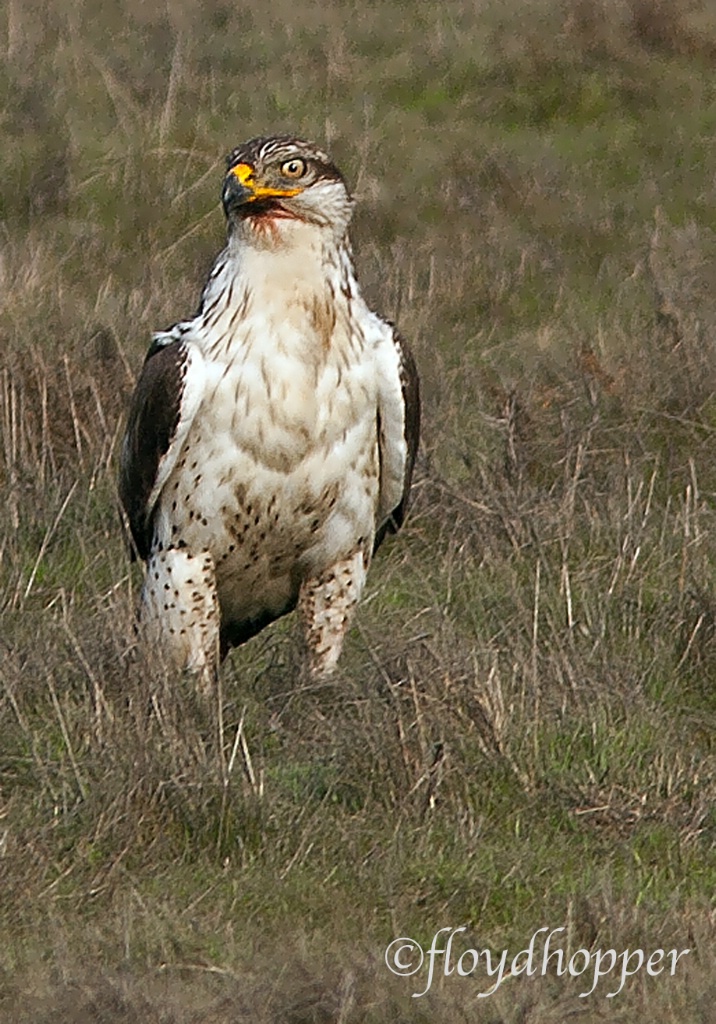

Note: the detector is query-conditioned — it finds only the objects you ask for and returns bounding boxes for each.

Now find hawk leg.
[140,547,220,693]
[297,548,368,680]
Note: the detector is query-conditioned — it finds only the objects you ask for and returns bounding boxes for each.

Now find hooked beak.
[222,162,302,213]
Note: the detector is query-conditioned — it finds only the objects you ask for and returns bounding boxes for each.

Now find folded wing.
[119,339,206,560]
[374,325,421,551]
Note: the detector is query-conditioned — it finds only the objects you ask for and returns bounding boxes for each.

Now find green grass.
[2,0,716,1020]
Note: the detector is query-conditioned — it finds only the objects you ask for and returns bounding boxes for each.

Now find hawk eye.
[280,158,307,179]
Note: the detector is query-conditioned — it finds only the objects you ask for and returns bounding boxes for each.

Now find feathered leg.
[140,547,220,693]
[297,547,369,680]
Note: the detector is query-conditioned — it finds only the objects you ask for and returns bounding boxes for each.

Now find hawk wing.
[374,325,421,552]
[119,337,207,560]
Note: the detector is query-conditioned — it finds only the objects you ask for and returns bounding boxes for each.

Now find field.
[2,0,716,1019]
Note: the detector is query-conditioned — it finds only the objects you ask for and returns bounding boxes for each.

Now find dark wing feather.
[374,328,421,553]
[118,341,187,561]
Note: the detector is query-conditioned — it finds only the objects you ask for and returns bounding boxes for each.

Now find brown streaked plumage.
[119,134,420,688]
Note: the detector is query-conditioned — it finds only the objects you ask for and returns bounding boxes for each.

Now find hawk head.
[222,135,354,239]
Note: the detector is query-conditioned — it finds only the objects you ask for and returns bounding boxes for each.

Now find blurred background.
[1,1,716,1020]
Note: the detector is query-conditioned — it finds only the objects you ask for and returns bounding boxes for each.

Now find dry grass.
[2,0,716,1019]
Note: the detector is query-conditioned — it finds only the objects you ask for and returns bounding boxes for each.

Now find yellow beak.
[229,163,302,202]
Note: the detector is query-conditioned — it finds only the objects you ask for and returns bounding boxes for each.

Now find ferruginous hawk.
[119,135,420,687]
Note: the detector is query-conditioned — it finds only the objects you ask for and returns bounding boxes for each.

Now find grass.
[2,0,716,1019]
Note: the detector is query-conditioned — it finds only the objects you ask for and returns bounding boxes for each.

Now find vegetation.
[1,0,716,1019]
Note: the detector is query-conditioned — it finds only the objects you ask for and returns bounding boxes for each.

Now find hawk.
[119,135,420,688]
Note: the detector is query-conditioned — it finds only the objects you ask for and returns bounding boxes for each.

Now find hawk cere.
[119,135,420,687]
